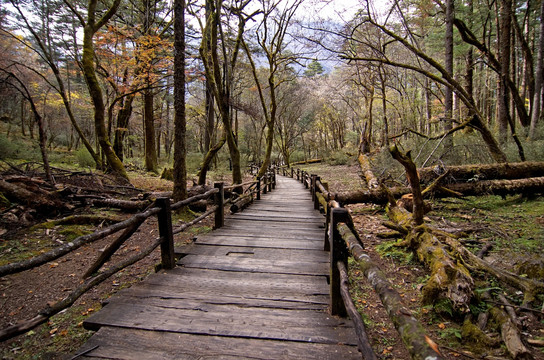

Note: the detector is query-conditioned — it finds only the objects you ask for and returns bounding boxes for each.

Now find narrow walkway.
[77,176,360,359]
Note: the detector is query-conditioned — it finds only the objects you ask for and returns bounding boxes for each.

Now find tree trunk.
[113,93,135,161]
[497,0,512,144]
[529,0,544,140]
[144,89,158,173]
[80,0,127,180]
[198,135,226,185]
[172,0,187,202]
[444,0,454,148]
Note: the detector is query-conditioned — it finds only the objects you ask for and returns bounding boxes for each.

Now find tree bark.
[173,0,187,202]
[418,161,544,183]
[529,0,544,140]
[144,88,158,173]
[336,176,544,204]
[497,0,513,144]
[444,0,454,149]
[80,0,127,180]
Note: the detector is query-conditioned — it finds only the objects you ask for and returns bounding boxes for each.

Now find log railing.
[0,168,278,342]
[285,167,443,360]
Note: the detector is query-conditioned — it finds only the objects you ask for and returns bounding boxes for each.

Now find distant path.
[76,176,360,359]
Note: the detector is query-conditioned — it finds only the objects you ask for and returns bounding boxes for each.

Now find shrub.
[326,150,351,165]
[75,147,95,168]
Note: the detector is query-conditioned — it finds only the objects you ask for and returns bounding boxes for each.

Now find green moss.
[58,226,91,241]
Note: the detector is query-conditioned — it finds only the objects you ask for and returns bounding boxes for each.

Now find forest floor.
[299,163,544,360]
[0,164,543,359]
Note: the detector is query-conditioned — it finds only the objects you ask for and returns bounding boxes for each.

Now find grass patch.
[433,195,544,254]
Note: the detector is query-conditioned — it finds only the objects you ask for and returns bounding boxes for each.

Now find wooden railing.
[285,166,444,360]
[283,167,377,360]
[0,168,277,341]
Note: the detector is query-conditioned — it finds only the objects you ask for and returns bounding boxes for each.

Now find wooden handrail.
[0,168,280,342]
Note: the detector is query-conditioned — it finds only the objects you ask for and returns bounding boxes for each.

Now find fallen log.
[0,179,65,212]
[230,194,253,213]
[337,223,444,360]
[387,206,474,312]
[89,198,150,211]
[357,153,379,190]
[336,177,544,205]
[489,305,533,360]
[289,158,322,166]
[387,146,474,312]
[418,161,544,183]
[337,261,377,360]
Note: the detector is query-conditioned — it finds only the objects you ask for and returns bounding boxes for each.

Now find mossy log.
[337,223,444,360]
[336,176,544,205]
[440,236,544,305]
[357,153,379,190]
[387,205,474,312]
[489,306,533,360]
[418,161,544,184]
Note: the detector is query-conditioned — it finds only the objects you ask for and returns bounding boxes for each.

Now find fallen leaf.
[49,262,59,268]
[438,323,446,329]
[49,328,58,335]
[425,335,441,355]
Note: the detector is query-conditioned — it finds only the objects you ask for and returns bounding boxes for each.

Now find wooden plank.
[175,244,329,262]
[83,302,359,345]
[105,286,329,310]
[229,214,325,224]
[194,236,323,250]
[178,254,328,275]
[78,327,361,360]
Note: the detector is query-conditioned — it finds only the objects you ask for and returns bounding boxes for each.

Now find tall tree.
[444,0,454,149]
[65,0,128,179]
[529,0,544,140]
[243,0,304,178]
[197,0,255,187]
[173,0,187,201]
[497,0,512,144]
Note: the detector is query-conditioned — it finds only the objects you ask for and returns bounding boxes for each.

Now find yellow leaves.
[438,322,446,329]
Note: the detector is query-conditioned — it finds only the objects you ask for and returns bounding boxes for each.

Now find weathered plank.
[83,302,358,344]
[76,176,361,359]
[194,235,323,250]
[78,327,360,360]
[178,254,328,275]
[175,243,329,262]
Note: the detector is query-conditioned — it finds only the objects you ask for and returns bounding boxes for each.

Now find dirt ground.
[1,165,544,359]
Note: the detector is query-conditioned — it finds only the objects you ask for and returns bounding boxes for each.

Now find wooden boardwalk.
[76,176,360,359]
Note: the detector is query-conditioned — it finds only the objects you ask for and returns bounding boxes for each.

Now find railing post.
[214,182,224,229]
[272,171,276,189]
[156,197,175,270]
[304,172,309,189]
[263,175,268,194]
[291,168,294,178]
[267,172,272,192]
[256,177,261,200]
[313,176,320,210]
[329,207,349,316]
